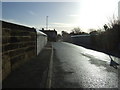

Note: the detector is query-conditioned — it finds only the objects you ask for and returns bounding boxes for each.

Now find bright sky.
[2,0,120,34]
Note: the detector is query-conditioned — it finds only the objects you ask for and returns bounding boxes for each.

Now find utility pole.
[46,16,48,30]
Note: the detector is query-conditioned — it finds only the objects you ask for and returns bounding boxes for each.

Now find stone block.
[11,55,25,71]
[9,48,23,57]
[10,55,21,65]
[10,30,24,36]
[2,36,9,44]
[9,36,20,43]
[2,43,19,52]
[2,54,11,80]
[2,28,11,37]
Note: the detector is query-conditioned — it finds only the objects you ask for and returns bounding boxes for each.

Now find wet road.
[51,42,120,88]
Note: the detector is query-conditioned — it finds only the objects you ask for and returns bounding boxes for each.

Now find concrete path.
[2,42,53,88]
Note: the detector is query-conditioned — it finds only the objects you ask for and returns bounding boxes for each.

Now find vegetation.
[90,18,120,52]
[70,27,88,35]
[61,18,120,53]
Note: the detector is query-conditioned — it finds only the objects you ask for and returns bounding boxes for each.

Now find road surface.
[51,42,120,88]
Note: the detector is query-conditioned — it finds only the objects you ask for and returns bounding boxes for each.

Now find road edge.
[46,42,53,88]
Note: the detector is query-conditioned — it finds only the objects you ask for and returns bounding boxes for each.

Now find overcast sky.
[2,0,120,34]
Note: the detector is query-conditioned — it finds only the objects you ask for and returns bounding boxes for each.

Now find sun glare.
[74,0,119,32]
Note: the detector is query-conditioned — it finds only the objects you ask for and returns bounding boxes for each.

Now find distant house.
[40,28,57,41]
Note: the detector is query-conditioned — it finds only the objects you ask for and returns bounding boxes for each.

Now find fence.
[71,35,91,47]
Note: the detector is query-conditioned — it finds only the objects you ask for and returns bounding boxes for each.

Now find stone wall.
[2,21,37,80]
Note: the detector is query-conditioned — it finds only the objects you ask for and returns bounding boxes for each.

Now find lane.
[52,42,120,88]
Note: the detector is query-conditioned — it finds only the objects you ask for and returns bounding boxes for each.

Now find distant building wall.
[41,29,57,42]
[2,21,37,80]
[36,30,47,55]
[62,34,72,43]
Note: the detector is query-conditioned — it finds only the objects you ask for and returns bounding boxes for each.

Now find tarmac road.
[51,42,120,88]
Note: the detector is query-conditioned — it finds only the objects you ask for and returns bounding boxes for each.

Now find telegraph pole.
[46,16,48,30]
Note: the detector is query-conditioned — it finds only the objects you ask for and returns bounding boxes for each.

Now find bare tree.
[71,27,82,34]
